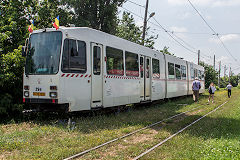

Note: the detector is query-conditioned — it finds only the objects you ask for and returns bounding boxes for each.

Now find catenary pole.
[224,65,226,82]
[213,55,215,70]
[229,67,231,83]
[142,0,149,45]
[218,61,221,88]
[198,50,200,65]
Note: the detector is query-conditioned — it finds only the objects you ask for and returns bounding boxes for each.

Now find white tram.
[22,27,205,112]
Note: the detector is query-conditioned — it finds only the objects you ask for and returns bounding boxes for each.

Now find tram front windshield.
[25,31,62,75]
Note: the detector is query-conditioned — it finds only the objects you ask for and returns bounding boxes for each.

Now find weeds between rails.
[63,104,206,160]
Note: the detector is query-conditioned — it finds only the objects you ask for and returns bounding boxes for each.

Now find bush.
[216,86,220,91]
[237,84,240,89]
[0,46,25,116]
[0,94,13,114]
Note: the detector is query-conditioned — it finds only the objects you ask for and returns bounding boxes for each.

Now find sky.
[119,0,240,76]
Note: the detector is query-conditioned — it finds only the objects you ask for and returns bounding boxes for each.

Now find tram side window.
[78,41,86,70]
[106,46,124,75]
[190,64,194,80]
[175,64,181,80]
[181,65,187,80]
[146,58,150,78]
[194,69,198,79]
[168,62,175,79]
[152,59,160,77]
[62,39,86,73]
[198,70,201,80]
[201,71,205,80]
[140,57,144,78]
[125,51,139,77]
[93,46,101,75]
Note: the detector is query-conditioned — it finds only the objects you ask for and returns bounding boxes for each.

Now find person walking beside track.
[226,83,233,98]
[208,82,216,103]
[192,77,201,102]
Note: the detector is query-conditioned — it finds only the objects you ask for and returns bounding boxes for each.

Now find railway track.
[63,104,207,160]
[133,101,228,160]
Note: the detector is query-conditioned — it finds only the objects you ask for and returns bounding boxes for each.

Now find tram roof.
[32,27,203,69]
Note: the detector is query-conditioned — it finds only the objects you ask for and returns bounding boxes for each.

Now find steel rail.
[134,101,228,160]
[63,105,204,160]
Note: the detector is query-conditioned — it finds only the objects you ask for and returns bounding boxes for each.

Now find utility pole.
[198,50,200,65]
[213,55,215,70]
[224,65,226,82]
[218,61,221,88]
[229,67,231,83]
[142,0,149,45]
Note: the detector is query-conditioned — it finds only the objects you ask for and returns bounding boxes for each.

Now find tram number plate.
[33,92,45,96]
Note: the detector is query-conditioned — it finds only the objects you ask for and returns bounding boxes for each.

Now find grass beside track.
[0,89,239,160]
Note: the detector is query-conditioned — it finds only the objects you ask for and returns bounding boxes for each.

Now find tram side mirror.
[22,46,26,57]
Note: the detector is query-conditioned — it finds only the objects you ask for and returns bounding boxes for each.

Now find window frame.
[140,56,144,78]
[168,62,175,79]
[25,31,63,75]
[201,71,205,80]
[61,38,87,73]
[93,46,101,75]
[194,69,198,79]
[181,65,187,80]
[152,58,160,78]
[175,64,181,80]
[125,51,139,77]
[198,70,202,80]
[106,46,124,76]
[146,58,150,78]
[190,64,194,80]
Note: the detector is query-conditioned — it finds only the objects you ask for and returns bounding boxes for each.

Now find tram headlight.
[49,92,57,98]
[24,91,29,97]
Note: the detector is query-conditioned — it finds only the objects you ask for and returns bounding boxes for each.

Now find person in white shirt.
[208,82,216,103]
[226,83,233,98]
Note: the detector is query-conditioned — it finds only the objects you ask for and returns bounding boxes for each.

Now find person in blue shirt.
[192,77,201,102]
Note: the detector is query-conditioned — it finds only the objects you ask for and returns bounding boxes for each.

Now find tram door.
[140,56,151,101]
[91,43,103,108]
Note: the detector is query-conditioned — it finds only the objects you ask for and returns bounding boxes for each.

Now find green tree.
[160,46,173,55]
[0,0,37,54]
[36,0,72,28]
[0,0,38,116]
[116,11,157,48]
[0,46,25,116]
[63,0,125,34]
[200,61,218,88]
[0,0,71,55]
[219,73,239,88]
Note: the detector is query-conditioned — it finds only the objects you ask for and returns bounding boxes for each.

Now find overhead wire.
[126,0,145,8]
[187,0,239,63]
[122,1,214,64]
[165,31,212,35]
[126,0,211,36]
[153,27,213,59]
[151,16,199,54]
[126,0,240,69]
[186,0,216,34]
[231,66,240,72]
[170,33,213,60]
[120,6,200,56]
